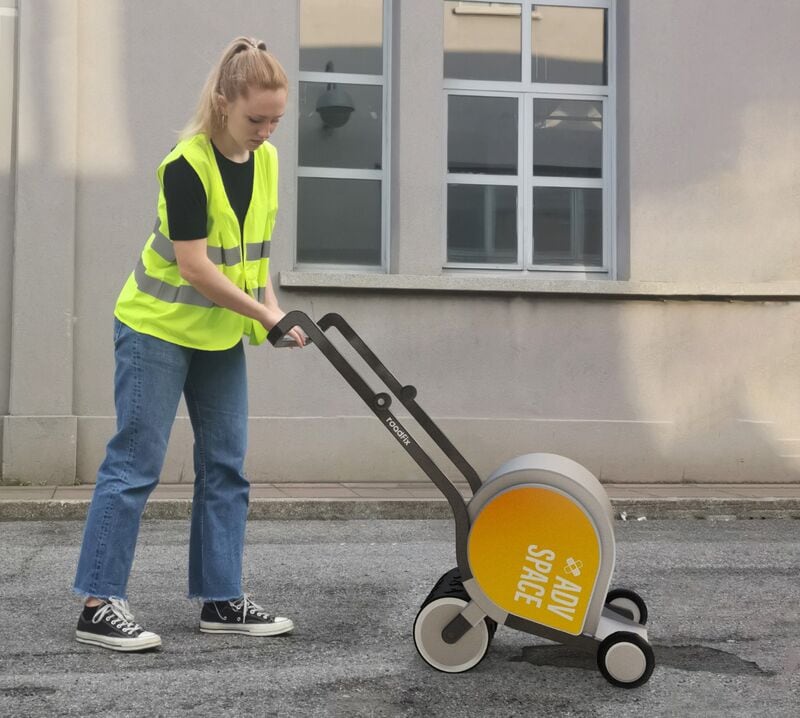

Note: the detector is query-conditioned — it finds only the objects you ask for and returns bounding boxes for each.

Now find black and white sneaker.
[200,594,294,636]
[75,598,162,652]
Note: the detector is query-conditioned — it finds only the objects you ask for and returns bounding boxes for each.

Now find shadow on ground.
[512,644,776,677]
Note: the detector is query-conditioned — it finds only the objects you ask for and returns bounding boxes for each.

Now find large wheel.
[421,568,470,604]
[414,596,492,673]
[597,632,655,688]
[420,569,497,638]
[413,568,497,673]
[605,588,648,625]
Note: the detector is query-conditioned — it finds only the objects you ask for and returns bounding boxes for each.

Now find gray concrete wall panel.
[9,0,77,417]
[74,294,800,485]
[0,8,17,464]
[4,1,79,483]
[390,0,445,275]
[2,414,76,485]
[628,0,800,282]
[4,1,800,486]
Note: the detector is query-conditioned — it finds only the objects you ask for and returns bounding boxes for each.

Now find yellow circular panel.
[468,486,601,635]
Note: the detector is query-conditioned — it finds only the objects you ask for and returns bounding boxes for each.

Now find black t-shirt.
[162,141,254,240]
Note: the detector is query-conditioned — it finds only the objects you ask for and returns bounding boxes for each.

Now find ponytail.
[180,36,288,140]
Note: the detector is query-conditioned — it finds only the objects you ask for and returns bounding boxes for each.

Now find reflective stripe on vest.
[245,241,271,261]
[149,219,270,266]
[134,258,214,307]
[135,257,268,307]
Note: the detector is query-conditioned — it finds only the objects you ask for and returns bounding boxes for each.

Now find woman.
[73,37,305,652]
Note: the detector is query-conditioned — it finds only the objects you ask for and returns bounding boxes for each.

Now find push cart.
[269,312,655,688]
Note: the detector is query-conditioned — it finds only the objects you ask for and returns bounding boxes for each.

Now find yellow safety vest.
[115,133,278,349]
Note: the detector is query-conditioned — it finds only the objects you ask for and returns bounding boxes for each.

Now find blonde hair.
[180,36,289,140]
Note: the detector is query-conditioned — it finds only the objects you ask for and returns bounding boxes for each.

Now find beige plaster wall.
[628,0,800,282]
[74,293,800,484]
[0,4,17,438]
[4,0,799,485]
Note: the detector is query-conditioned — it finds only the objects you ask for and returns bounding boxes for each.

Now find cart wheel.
[413,596,491,673]
[423,568,469,604]
[597,632,655,688]
[421,568,497,640]
[605,588,648,625]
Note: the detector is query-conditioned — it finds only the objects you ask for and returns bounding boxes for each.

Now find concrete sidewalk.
[1,481,799,520]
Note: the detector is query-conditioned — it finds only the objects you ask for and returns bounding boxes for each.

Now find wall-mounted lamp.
[316,61,355,128]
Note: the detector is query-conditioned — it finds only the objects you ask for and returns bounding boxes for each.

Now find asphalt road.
[0,518,797,717]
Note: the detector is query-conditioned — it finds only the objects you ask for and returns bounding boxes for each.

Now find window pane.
[533,187,602,266]
[298,82,382,170]
[444,1,521,82]
[533,99,602,178]
[300,0,383,75]
[448,95,518,175]
[448,184,517,264]
[297,178,382,265]
[532,5,607,85]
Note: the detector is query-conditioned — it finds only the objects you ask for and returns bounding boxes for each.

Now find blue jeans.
[74,318,250,601]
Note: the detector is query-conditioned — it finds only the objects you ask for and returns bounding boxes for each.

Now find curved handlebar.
[265,310,476,577]
[267,310,324,345]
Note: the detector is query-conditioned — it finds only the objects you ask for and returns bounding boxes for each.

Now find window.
[297,0,391,269]
[444,0,613,273]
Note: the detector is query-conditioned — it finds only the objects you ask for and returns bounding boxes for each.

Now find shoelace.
[230,594,274,623]
[92,598,143,636]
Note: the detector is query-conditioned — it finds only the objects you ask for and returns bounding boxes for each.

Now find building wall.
[627,0,800,283]
[0,1,17,470]
[0,0,17,480]
[2,0,800,486]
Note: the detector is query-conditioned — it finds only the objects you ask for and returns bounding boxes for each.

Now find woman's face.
[220,87,287,153]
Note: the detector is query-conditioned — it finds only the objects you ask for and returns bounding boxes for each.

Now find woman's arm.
[173,239,305,345]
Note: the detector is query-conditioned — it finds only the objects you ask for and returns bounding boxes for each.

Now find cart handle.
[268,311,473,573]
[316,313,481,494]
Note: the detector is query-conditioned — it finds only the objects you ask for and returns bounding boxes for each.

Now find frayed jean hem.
[72,587,126,602]
[187,593,244,603]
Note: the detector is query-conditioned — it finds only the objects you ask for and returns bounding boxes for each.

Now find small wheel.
[597,632,655,688]
[605,588,648,625]
[413,596,491,673]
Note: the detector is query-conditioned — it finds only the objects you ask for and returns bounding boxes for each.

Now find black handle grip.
[267,310,319,346]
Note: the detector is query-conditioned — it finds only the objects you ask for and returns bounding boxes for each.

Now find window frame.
[442,0,616,277]
[296,0,392,272]
[443,89,524,269]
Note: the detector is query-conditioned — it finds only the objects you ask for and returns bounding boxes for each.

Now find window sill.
[279,272,800,301]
